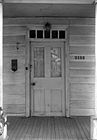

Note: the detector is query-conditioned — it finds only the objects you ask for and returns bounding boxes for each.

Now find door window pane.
[34,47,45,77]
[51,48,62,77]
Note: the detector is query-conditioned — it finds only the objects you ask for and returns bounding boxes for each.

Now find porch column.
[0,0,3,108]
[91,1,97,139]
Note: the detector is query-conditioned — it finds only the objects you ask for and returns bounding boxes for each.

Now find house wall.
[3,17,95,116]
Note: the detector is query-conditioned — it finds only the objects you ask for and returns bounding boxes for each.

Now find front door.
[30,41,65,116]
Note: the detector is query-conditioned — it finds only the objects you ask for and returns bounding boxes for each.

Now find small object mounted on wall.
[11,59,18,72]
[44,22,51,31]
[16,42,20,50]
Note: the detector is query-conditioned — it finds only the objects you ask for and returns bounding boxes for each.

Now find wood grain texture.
[4,36,25,44]
[69,18,95,116]
[3,23,26,115]
[4,17,69,26]
[4,0,94,4]
[70,109,95,116]
[4,26,26,36]
[7,116,90,140]
[70,26,95,36]
[70,45,95,54]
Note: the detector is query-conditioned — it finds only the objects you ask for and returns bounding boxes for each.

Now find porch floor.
[7,116,90,140]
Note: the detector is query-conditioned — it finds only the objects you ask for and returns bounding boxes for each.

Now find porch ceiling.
[4,3,95,18]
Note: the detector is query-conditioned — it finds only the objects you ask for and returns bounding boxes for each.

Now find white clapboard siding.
[69,18,95,26]
[70,26,95,36]
[3,17,95,116]
[69,18,95,116]
[4,17,69,26]
[4,104,25,115]
[3,36,25,44]
[70,77,95,84]
[3,22,26,115]
[3,84,25,95]
[3,26,26,36]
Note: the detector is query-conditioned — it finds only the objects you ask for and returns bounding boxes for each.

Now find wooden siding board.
[4,17,69,26]
[3,35,25,44]
[70,92,95,100]
[3,84,25,95]
[69,45,95,55]
[70,26,95,36]
[70,100,95,109]
[69,18,95,26]
[70,77,95,84]
[3,73,25,85]
[70,109,95,116]
[3,94,25,104]
[71,83,95,93]
[70,61,95,69]
[70,69,95,76]
[3,26,26,36]
[4,104,25,114]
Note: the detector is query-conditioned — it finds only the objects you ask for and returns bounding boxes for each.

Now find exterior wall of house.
[69,18,95,116]
[3,17,95,116]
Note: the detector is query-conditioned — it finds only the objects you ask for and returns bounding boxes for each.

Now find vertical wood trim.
[95,1,97,118]
[25,29,30,117]
[62,43,65,115]
[4,0,94,4]
[65,25,70,117]
[0,2,3,108]
[91,2,97,140]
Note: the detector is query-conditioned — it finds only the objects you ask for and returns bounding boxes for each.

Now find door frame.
[25,24,70,117]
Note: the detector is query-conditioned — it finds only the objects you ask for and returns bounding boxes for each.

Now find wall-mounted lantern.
[44,22,51,31]
[11,59,18,72]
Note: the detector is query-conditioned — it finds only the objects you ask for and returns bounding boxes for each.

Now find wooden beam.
[91,2,97,140]
[4,0,94,4]
[95,0,97,120]
[0,2,3,108]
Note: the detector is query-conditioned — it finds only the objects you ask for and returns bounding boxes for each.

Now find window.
[44,30,50,38]
[51,48,62,77]
[59,30,65,39]
[29,29,65,39]
[37,30,43,38]
[34,47,45,77]
[52,30,58,39]
[29,30,36,38]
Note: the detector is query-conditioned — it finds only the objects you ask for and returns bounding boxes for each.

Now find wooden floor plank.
[67,118,78,140]
[78,117,90,140]
[60,117,69,140]
[54,117,60,139]
[75,117,88,140]
[7,116,90,140]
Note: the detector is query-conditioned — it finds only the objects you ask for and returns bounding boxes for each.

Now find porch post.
[91,1,97,139]
[0,0,3,109]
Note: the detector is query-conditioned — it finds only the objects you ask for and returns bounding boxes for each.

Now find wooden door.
[30,41,65,116]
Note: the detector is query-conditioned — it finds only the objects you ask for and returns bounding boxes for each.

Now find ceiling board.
[4,0,94,4]
[4,3,95,18]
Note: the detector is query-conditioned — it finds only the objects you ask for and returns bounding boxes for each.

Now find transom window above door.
[29,29,65,39]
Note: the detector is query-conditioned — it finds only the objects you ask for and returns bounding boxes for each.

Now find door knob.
[31,82,36,86]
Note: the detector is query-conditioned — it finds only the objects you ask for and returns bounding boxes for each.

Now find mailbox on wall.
[11,59,18,72]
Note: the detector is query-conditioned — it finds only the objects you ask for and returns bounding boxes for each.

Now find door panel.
[31,42,65,116]
[34,88,45,114]
[51,89,62,112]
